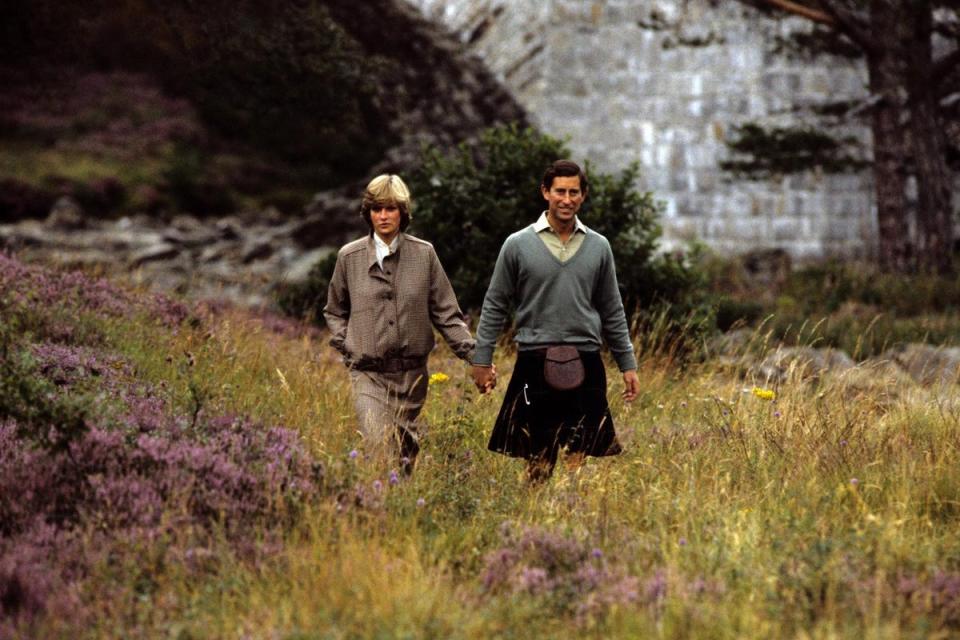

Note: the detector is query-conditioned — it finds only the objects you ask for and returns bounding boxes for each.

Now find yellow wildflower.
[429,372,450,385]
[751,386,775,401]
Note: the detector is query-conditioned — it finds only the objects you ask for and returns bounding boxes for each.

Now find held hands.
[471,364,497,393]
[622,370,640,403]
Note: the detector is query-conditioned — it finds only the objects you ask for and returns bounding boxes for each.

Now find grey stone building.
[406,0,878,260]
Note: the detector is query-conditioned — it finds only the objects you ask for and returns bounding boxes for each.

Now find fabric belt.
[352,356,427,373]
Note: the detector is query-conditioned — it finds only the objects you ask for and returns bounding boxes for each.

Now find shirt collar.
[374,232,399,253]
[534,211,587,235]
[367,233,402,270]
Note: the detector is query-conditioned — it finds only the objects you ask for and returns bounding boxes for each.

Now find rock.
[299,193,358,247]
[753,346,855,384]
[199,242,233,264]
[216,218,242,241]
[241,239,274,263]
[705,327,756,358]
[45,196,86,230]
[881,343,960,385]
[130,242,180,267]
[0,221,47,248]
[162,226,219,248]
[281,247,335,285]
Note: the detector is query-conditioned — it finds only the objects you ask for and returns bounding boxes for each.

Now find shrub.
[409,124,713,343]
[0,178,54,221]
[277,124,711,344]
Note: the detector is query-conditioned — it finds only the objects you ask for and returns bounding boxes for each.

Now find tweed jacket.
[323,233,475,369]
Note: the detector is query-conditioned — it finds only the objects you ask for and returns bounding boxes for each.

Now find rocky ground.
[5,197,960,388]
[0,194,363,310]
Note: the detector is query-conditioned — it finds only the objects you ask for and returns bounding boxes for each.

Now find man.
[472,159,640,482]
[324,174,482,474]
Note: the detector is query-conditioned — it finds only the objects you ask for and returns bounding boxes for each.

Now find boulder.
[881,343,960,385]
[753,346,855,384]
[281,247,335,285]
[45,196,86,230]
[241,239,274,263]
[130,242,180,267]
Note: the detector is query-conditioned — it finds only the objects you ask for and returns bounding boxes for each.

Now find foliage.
[0,321,89,454]
[161,143,236,216]
[721,123,869,178]
[6,254,960,637]
[708,257,960,357]
[408,124,711,331]
[277,124,712,338]
[158,1,390,179]
[1,0,395,209]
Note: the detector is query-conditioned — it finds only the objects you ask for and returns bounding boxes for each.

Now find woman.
[323,174,486,473]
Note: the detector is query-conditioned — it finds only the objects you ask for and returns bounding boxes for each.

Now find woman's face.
[370,202,401,242]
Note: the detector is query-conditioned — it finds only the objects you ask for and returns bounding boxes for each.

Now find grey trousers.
[349,366,428,463]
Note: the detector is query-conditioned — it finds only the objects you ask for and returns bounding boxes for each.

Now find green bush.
[279,124,712,345]
[769,260,960,318]
[409,125,711,330]
[0,319,89,453]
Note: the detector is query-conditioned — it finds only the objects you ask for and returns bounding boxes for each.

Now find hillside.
[0,0,526,229]
[3,255,960,637]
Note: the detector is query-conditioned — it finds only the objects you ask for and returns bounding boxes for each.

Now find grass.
[0,141,170,188]
[5,264,960,638]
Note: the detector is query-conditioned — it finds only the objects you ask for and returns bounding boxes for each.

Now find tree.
[408,125,709,327]
[736,1,960,273]
[277,125,712,343]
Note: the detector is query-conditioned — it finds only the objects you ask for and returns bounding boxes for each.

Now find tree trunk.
[906,7,954,274]
[866,3,912,273]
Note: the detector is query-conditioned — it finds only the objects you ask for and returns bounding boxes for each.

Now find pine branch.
[816,0,874,55]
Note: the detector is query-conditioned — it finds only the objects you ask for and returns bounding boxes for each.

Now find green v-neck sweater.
[473,225,637,372]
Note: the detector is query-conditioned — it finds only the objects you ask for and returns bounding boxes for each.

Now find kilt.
[487,350,622,460]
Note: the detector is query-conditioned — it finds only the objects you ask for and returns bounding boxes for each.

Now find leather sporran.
[543,345,584,391]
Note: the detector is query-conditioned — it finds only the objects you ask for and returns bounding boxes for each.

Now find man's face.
[542,175,585,226]
[370,202,401,241]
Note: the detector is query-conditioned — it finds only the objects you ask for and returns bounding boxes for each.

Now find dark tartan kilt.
[487,350,622,460]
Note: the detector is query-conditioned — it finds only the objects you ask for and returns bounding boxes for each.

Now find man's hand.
[472,364,497,393]
[622,370,640,402]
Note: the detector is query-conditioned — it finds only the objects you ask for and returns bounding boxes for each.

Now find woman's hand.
[471,364,497,393]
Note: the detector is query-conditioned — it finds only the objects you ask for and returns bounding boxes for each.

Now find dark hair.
[542,159,589,193]
[359,174,412,234]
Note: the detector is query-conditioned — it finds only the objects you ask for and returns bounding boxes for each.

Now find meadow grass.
[3,263,958,639]
[40,303,953,640]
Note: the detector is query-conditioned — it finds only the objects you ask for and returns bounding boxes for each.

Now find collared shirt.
[324,233,475,368]
[533,212,587,262]
[373,233,399,270]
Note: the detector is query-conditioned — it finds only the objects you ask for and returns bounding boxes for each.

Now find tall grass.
[5,260,960,638]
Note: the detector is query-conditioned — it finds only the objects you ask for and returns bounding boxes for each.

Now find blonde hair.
[360,174,412,233]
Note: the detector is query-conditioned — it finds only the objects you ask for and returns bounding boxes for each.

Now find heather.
[2,254,960,638]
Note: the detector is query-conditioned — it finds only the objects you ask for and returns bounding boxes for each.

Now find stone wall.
[408,0,877,259]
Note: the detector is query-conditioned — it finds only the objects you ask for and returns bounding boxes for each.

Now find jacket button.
[389,320,395,326]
